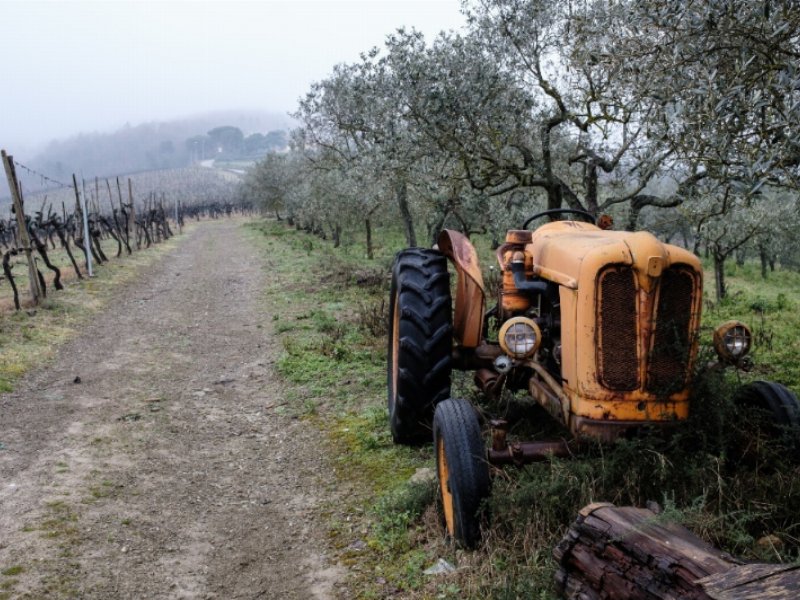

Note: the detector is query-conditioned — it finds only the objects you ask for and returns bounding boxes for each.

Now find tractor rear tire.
[733,381,800,460]
[388,248,452,444]
[734,380,800,428]
[433,398,491,548]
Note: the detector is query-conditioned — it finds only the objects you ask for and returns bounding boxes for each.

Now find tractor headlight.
[713,320,752,364]
[499,317,541,359]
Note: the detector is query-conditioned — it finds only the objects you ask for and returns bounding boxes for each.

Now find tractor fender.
[436,229,485,348]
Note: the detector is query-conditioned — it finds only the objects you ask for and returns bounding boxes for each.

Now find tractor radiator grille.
[647,266,697,394]
[597,266,639,391]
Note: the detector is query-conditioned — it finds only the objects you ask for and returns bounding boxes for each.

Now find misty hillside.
[17,110,291,193]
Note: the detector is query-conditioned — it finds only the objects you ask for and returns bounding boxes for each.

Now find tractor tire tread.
[434,398,491,548]
[388,248,452,444]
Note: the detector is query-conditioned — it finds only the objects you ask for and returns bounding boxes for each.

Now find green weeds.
[249,219,800,599]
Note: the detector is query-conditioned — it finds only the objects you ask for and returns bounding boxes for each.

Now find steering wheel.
[522,208,596,230]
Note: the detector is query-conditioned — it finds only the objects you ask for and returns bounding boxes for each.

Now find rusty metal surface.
[475,368,502,395]
[489,419,509,452]
[571,415,680,443]
[474,342,503,361]
[712,320,752,365]
[529,376,567,426]
[521,221,703,428]
[487,440,571,465]
[451,343,503,371]
[527,361,572,425]
[437,229,485,348]
[505,230,533,244]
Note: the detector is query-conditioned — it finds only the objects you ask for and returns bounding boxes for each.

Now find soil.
[0,220,345,599]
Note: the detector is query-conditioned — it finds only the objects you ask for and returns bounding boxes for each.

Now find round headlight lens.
[499,317,541,359]
[724,326,750,357]
[713,320,752,363]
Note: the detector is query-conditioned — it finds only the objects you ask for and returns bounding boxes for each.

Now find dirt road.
[0,221,343,598]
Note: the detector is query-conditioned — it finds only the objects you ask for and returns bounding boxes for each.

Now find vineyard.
[0,151,249,311]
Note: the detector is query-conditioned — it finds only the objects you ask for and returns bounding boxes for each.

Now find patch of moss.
[1,566,24,577]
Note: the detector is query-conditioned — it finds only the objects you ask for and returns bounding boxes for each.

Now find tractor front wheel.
[388,248,452,444]
[433,398,491,548]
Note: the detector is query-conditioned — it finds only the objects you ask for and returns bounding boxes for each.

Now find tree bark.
[713,252,726,302]
[395,180,416,247]
[555,503,737,599]
[555,503,800,600]
[365,217,373,260]
[541,122,561,211]
[735,248,746,267]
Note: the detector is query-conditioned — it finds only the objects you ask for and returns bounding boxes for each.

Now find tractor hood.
[524,221,701,290]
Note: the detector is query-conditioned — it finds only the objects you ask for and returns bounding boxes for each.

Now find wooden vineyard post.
[2,149,43,305]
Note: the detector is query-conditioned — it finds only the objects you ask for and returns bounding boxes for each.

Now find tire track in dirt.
[0,220,344,599]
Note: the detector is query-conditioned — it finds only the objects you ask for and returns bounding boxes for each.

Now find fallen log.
[554,503,800,600]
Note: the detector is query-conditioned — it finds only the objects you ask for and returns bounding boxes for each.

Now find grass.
[248,218,800,598]
[245,220,452,596]
[703,260,800,389]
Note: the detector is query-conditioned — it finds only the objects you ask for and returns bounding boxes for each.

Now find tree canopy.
[241,0,800,297]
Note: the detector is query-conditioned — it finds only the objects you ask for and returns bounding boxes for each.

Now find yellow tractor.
[388,209,799,547]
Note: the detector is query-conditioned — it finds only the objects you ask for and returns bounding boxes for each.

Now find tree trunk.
[735,248,746,266]
[555,503,737,599]
[555,503,800,600]
[429,209,449,246]
[541,123,560,211]
[760,245,769,280]
[714,252,726,302]
[365,217,373,260]
[395,180,416,247]
[627,204,642,232]
[585,162,599,216]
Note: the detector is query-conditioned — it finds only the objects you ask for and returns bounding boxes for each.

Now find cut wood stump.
[554,503,800,599]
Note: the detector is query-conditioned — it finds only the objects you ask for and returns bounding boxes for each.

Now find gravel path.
[0,220,343,599]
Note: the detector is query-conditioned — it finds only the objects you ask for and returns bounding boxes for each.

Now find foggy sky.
[2,0,465,157]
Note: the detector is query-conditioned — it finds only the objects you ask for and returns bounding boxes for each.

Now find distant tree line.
[15,113,289,196]
[240,0,800,300]
[185,127,287,162]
